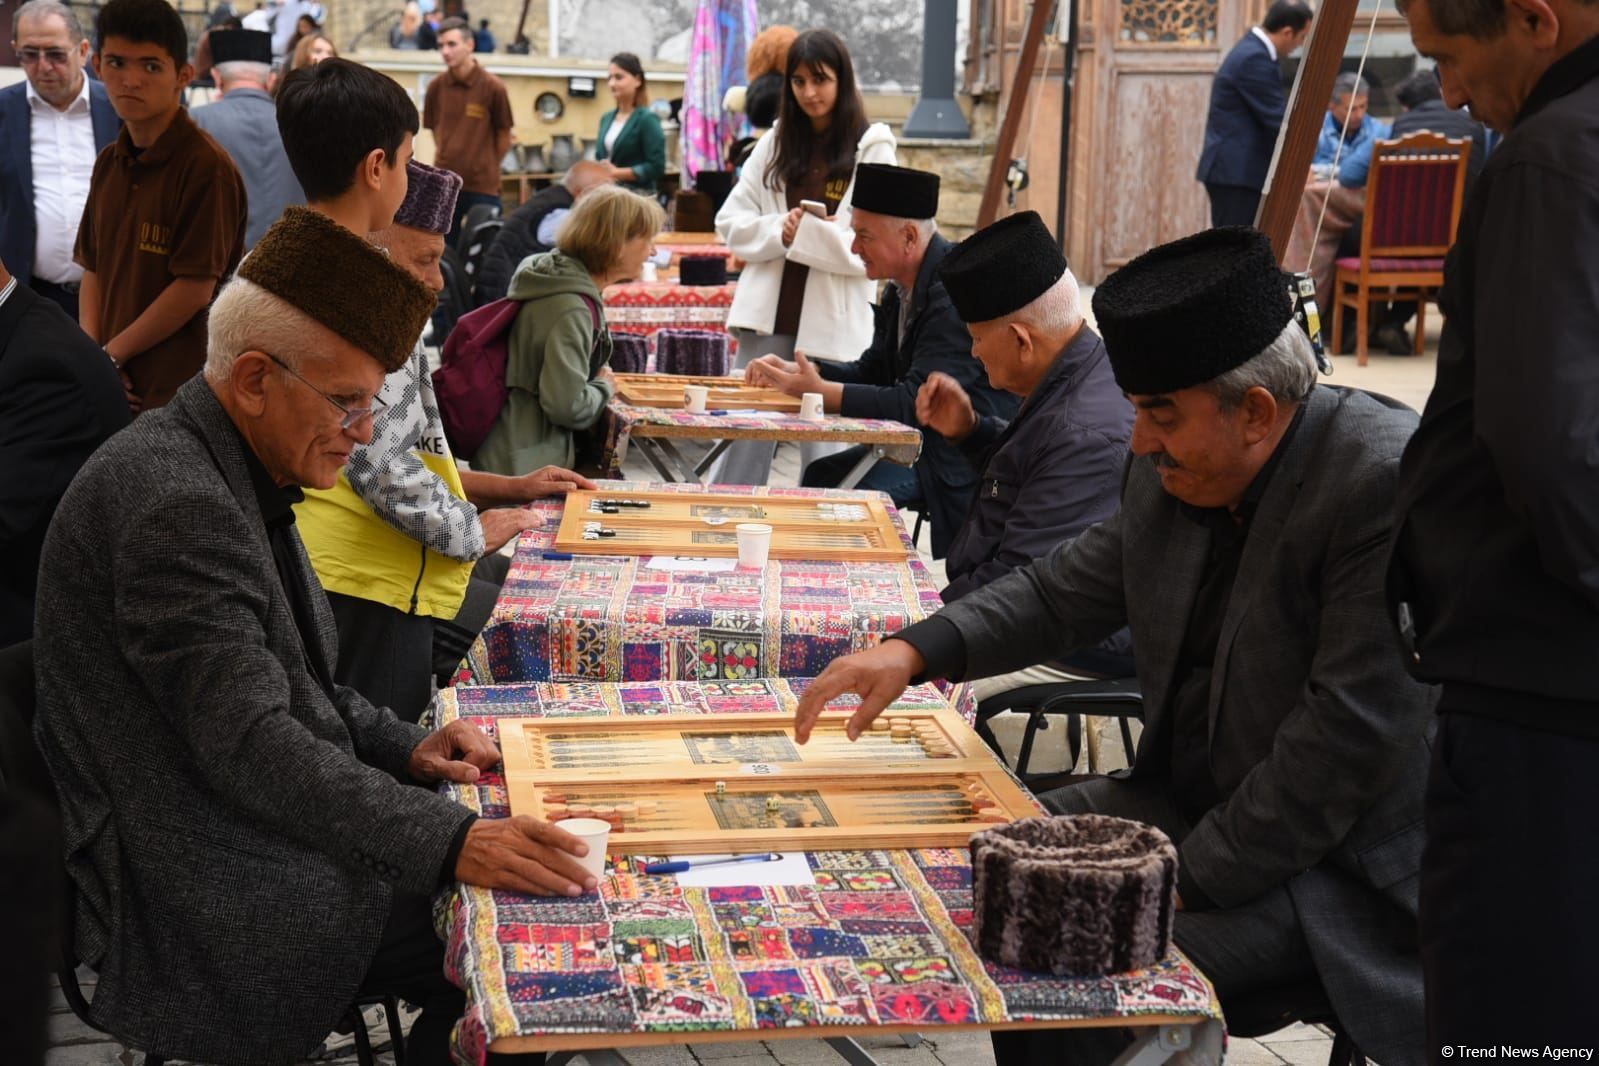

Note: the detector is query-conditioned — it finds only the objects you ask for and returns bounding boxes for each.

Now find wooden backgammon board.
[551,489,910,561]
[500,710,1039,854]
[612,373,802,413]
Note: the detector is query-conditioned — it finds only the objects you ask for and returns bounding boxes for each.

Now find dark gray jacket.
[1388,99,1488,187]
[816,234,1018,557]
[476,182,575,306]
[1390,36,1599,737]
[191,88,304,250]
[903,386,1434,1065]
[33,378,472,1065]
[942,324,1130,603]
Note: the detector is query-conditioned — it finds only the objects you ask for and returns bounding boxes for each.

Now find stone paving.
[45,320,1439,1066]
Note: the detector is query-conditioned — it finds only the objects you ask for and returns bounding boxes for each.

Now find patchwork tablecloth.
[601,404,923,479]
[603,281,737,338]
[435,683,1223,1063]
[464,484,942,688]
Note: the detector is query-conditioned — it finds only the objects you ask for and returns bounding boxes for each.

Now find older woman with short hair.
[473,185,664,476]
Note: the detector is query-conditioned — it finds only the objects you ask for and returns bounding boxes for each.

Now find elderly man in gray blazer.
[33,208,584,1066]
[796,226,1432,1066]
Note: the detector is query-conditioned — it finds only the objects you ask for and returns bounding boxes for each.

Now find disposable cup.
[800,392,825,421]
[684,385,709,413]
[736,522,773,568]
[560,817,611,882]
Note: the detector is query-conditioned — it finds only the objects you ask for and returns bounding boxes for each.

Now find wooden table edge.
[626,422,921,445]
[488,1013,1217,1053]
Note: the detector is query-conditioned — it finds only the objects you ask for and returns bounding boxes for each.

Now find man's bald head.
[564,160,615,198]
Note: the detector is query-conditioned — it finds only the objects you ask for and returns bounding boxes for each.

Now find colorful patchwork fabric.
[463,484,956,703]
[435,689,1222,1063]
[602,281,738,339]
[600,406,922,479]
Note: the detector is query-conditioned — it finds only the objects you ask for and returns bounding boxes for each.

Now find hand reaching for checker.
[793,639,927,743]
[916,372,979,441]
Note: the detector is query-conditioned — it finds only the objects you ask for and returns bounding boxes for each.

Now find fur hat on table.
[393,160,463,236]
[970,814,1178,977]
[1091,226,1294,396]
[238,207,436,373]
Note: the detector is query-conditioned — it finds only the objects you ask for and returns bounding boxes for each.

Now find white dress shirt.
[1250,25,1279,62]
[27,75,97,285]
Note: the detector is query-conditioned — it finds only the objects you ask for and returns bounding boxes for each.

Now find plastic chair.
[1331,131,1471,365]
[974,677,1142,788]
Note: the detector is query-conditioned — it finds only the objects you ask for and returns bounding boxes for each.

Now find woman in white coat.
[713,29,896,484]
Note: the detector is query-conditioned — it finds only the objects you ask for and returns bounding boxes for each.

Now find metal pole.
[904,0,973,138]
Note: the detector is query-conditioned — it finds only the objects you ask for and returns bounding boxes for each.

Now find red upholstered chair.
[1331,131,1472,365]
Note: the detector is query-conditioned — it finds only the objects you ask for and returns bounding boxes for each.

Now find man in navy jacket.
[1196,0,1313,227]
[0,0,121,319]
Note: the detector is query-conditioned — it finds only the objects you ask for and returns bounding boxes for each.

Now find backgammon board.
[612,373,802,413]
[551,489,909,561]
[500,710,1039,854]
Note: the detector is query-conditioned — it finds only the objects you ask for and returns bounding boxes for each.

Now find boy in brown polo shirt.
[76,0,246,412]
[422,17,512,240]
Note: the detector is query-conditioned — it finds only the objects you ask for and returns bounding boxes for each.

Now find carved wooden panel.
[1120,0,1218,44]
[1098,70,1215,269]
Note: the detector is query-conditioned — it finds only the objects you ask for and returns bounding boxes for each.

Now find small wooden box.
[552,489,909,561]
[613,373,802,413]
[500,710,1039,854]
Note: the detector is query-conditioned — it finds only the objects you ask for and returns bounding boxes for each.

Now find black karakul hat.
[938,211,1067,324]
[238,207,436,373]
[1092,226,1293,396]
[851,163,940,220]
[208,29,273,65]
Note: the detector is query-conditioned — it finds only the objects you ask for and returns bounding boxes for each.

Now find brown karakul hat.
[238,207,435,372]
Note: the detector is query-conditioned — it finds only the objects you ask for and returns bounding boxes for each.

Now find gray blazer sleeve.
[937,507,1131,679]
[113,489,470,896]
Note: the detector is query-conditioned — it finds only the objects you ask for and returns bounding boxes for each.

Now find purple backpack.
[434,293,601,459]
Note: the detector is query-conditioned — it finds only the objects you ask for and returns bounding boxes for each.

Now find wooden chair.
[1331,131,1471,365]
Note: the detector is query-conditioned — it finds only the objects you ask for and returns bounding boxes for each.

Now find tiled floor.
[48,318,1439,1065]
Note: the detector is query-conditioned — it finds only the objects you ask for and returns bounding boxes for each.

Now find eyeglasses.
[18,47,74,66]
[260,352,388,429]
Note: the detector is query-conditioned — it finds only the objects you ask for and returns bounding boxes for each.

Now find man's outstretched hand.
[916,372,979,441]
[793,639,926,743]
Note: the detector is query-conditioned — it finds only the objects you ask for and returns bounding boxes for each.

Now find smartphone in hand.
[799,199,827,218]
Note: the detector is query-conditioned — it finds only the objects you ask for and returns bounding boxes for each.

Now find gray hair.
[1332,72,1370,100]
[12,0,85,42]
[1004,269,1083,336]
[1208,320,1318,410]
[204,277,322,383]
[911,217,939,240]
[214,60,272,87]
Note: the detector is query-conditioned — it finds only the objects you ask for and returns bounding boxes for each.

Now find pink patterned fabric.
[681,0,758,179]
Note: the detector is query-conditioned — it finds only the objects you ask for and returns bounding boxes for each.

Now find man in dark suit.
[797,228,1431,1066]
[748,164,1019,558]
[476,159,612,305]
[1196,0,1314,227]
[32,212,578,1066]
[0,253,127,648]
[0,0,121,320]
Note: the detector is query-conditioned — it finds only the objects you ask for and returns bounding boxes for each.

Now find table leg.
[631,439,683,483]
[824,1036,886,1066]
[692,439,735,479]
[549,1051,637,1066]
[651,437,706,483]
[835,447,885,491]
[899,1033,923,1049]
[1111,1019,1223,1066]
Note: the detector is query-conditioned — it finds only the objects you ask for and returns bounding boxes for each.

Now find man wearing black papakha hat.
[914,210,1133,693]
[745,162,1017,557]
[797,226,1433,1066]
[33,209,591,1066]
[191,27,305,249]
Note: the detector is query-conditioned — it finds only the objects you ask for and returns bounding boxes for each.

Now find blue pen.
[540,551,574,561]
[643,852,783,875]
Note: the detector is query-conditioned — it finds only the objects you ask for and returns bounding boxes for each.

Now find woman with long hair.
[713,29,895,484]
[285,30,336,76]
[474,185,666,476]
[595,52,667,195]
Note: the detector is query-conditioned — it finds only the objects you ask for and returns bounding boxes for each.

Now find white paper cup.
[800,392,825,421]
[684,385,709,413]
[736,522,773,568]
[560,817,611,882]
[640,260,659,283]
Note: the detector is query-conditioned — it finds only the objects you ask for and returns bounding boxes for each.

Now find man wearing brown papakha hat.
[32,209,592,1066]
[797,226,1434,1066]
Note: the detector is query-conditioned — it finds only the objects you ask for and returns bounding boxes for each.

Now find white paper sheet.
[672,852,815,888]
[643,556,740,573]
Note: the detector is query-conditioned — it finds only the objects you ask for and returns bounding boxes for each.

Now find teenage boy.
[422,16,512,239]
[275,56,419,237]
[75,0,247,412]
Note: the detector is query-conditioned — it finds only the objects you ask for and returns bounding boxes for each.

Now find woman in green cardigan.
[595,52,667,195]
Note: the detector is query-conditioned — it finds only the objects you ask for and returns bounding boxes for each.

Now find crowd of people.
[3,0,1599,1063]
